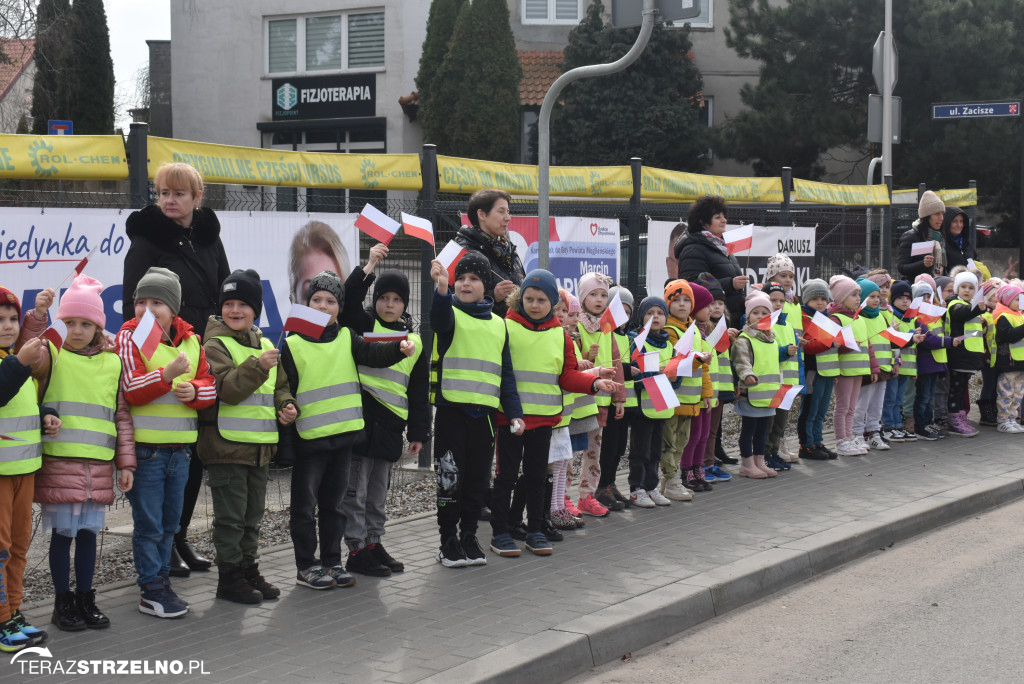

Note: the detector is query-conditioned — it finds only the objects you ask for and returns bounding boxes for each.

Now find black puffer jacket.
[123,205,230,339]
[453,224,524,317]
[674,230,745,327]
[897,207,975,281]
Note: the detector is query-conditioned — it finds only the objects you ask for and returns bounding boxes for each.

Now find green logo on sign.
[276,83,298,111]
[28,139,58,178]
[360,158,379,189]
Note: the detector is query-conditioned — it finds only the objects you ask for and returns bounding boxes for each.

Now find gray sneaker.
[325,565,356,588]
[296,565,337,590]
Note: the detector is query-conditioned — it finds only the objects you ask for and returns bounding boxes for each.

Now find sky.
[105,0,170,130]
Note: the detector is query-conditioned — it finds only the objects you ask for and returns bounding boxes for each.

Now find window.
[700,96,714,160]
[522,0,581,24]
[267,11,384,74]
[671,0,713,28]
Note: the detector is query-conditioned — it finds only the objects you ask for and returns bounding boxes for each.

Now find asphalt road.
[570,496,1024,684]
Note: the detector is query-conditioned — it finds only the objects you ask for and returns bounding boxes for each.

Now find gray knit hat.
[801,278,830,304]
[608,285,634,312]
[918,190,945,218]
[136,266,182,315]
[306,270,344,306]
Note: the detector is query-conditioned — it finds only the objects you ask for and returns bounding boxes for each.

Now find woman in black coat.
[897,191,975,281]
[674,195,750,327]
[452,189,524,317]
[123,162,230,575]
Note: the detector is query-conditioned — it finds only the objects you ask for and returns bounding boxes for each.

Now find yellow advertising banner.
[0,135,128,181]
[640,167,783,203]
[436,155,634,198]
[937,188,977,207]
[792,179,890,206]
[147,137,422,190]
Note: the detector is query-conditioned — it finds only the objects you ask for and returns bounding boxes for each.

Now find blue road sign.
[47,120,73,135]
[932,102,1020,120]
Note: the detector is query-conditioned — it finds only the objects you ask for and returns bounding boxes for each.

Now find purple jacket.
[915,322,951,375]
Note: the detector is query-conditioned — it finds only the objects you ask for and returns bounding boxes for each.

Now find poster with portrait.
[0,208,359,341]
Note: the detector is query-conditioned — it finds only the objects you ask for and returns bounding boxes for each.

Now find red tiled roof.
[519,50,563,107]
[0,38,34,102]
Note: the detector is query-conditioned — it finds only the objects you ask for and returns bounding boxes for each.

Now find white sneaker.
[647,489,671,506]
[630,489,656,508]
[867,432,890,450]
[779,436,800,462]
[661,476,693,501]
[854,435,870,451]
[997,421,1023,434]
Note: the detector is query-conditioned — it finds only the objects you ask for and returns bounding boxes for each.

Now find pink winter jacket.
[20,311,136,506]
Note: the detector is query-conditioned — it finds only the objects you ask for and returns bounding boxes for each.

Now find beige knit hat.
[918,190,945,218]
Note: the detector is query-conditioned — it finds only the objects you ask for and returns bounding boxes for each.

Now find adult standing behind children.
[123,162,229,576]
[675,196,750,327]
[454,189,525,318]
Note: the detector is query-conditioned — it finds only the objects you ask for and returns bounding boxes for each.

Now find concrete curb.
[420,471,1024,684]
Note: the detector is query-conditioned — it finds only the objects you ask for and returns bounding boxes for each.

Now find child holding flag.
[696,274,735,479]
[764,254,803,463]
[912,283,954,440]
[851,278,890,451]
[764,283,799,470]
[944,270,985,437]
[594,285,636,510]
[977,279,1004,427]
[680,283,717,487]
[827,276,870,456]
[732,291,783,478]
[116,267,217,618]
[992,283,1024,432]
[881,281,924,443]
[797,278,838,460]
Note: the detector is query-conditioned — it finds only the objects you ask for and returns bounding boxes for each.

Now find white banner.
[647,221,817,296]
[0,208,359,340]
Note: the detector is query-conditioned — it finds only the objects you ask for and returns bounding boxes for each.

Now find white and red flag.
[41,319,67,351]
[768,384,803,410]
[905,296,923,319]
[600,292,629,333]
[436,241,467,283]
[641,374,681,411]
[970,287,985,309]
[282,304,332,339]
[630,318,653,361]
[804,311,841,346]
[880,326,914,348]
[915,301,947,325]
[911,240,935,256]
[133,308,165,360]
[639,351,661,374]
[757,307,783,331]
[355,204,401,245]
[838,325,861,352]
[666,352,695,379]
[723,224,754,255]
[0,434,26,441]
[704,316,730,353]
[401,212,435,246]
[673,322,696,355]
[362,331,408,343]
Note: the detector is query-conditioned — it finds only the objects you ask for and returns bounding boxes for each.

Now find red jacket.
[116,315,217,409]
[801,311,833,356]
[497,312,598,429]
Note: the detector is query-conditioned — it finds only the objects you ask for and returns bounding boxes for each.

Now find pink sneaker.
[577,495,610,517]
[564,496,582,518]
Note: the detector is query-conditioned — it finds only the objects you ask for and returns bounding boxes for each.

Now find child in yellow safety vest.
[851,277,890,451]
[200,270,297,604]
[281,269,413,585]
[827,276,871,456]
[977,278,1005,427]
[116,267,217,619]
[560,292,597,521]
[944,269,986,436]
[764,254,803,464]
[991,283,1024,433]
[25,276,134,632]
[764,283,799,471]
[678,283,717,490]
[594,284,636,510]
[696,273,738,476]
[798,278,841,460]
[339,244,430,578]
[0,286,60,652]
[880,280,925,445]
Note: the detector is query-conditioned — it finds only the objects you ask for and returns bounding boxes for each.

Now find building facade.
[0,39,35,134]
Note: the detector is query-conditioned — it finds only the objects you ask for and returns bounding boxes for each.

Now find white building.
[0,38,35,134]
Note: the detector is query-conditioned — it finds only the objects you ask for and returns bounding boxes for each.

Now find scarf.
[580,310,604,334]
[858,303,880,319]
[702,230,729,256]
[992,304,1019,324]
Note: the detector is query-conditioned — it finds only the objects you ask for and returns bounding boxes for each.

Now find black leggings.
[948,371,972,413]
[739,416,771,458]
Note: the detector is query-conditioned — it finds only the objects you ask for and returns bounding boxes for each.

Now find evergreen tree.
[422,0,522,162]
[546,0,709,171]
[67,0,114,134]
[416,0,466,149]
[30,0,71,134]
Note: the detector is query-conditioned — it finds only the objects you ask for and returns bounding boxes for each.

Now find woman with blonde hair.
[288,221,352,304]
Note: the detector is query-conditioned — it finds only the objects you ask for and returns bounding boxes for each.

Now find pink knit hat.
[745,291,772,317]
[567,293,582,314]
[829,275,860,305]
[998,284,1023,307]
[866,272,892,288]
[577,272,610,305]
[982,278,1003,297]
[57,274,105,329]
[914,273,936,291]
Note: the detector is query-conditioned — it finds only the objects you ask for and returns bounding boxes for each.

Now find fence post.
[417,144,438,470]
[883,174,894,271]
[128,122,149,209]
[627,157,642,294]
[917,182,927,201]
[780,167,792,227]
[968,179,977,257]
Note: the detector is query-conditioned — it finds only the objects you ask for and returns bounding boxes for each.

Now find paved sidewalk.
[5,426,1023,683]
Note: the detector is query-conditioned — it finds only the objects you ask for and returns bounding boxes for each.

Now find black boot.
[345,546,391,577]
[51,591,86,631]
[74,589,110,629]
[175,535,211,571]
[978,401,998,427]
[168,544,191,577]
[216,567,262,604]
[242,563,280,600]
[714,424,738,465]
[541,519,563,543]
[370,542,404,573]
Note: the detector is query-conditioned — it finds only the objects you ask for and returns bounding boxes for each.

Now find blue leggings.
[49,530,97,593]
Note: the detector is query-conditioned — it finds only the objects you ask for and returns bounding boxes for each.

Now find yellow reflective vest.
[739,332,782,407]
[289,331,364,439]
[505,321,563,417]
[357,321,421,421]
[440,308,505,409]
[42,343,120,460]
[130,336,201,444]
[0,372,41,475]
[214,336,279,444]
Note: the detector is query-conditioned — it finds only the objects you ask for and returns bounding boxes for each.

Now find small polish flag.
[723,224,754,255]
[804,311,841,346]
[704,317,730,353]
[355,204,401,245]
[853,298,869,319]
[768,384,803,410]
[880,326,914,348]
[905,296,923,319]
[915,301,947,325]
[666,352,695,379]
[282,304,332,339]
[401,212,435,246]
[639,351,661,373]
[73,246,97,275]
[133,309,165,360]
[967,258,977,271]
[641,374,681,411]
[970,287,985,309]
[362,331,408,343]
[41,319,67,351]
[600,293,629,333]
[0,434,26,441]
[630,318,653,361]
[911,240,935,257]
[436,241,467,283]
[673,323,696,355]
[838,325,861,352]
[757,308,783,331]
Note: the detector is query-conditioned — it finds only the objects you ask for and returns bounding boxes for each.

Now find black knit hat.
[219,269,263,318]
[373,269,410,309]
[454,251,490,284]
[306,270,344,306]
[890,279,912,303]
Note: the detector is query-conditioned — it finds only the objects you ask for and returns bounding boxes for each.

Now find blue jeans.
[803,374,835,446]
[125,446,191,586]
[882,375,909,429]
[914,373,939,430]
